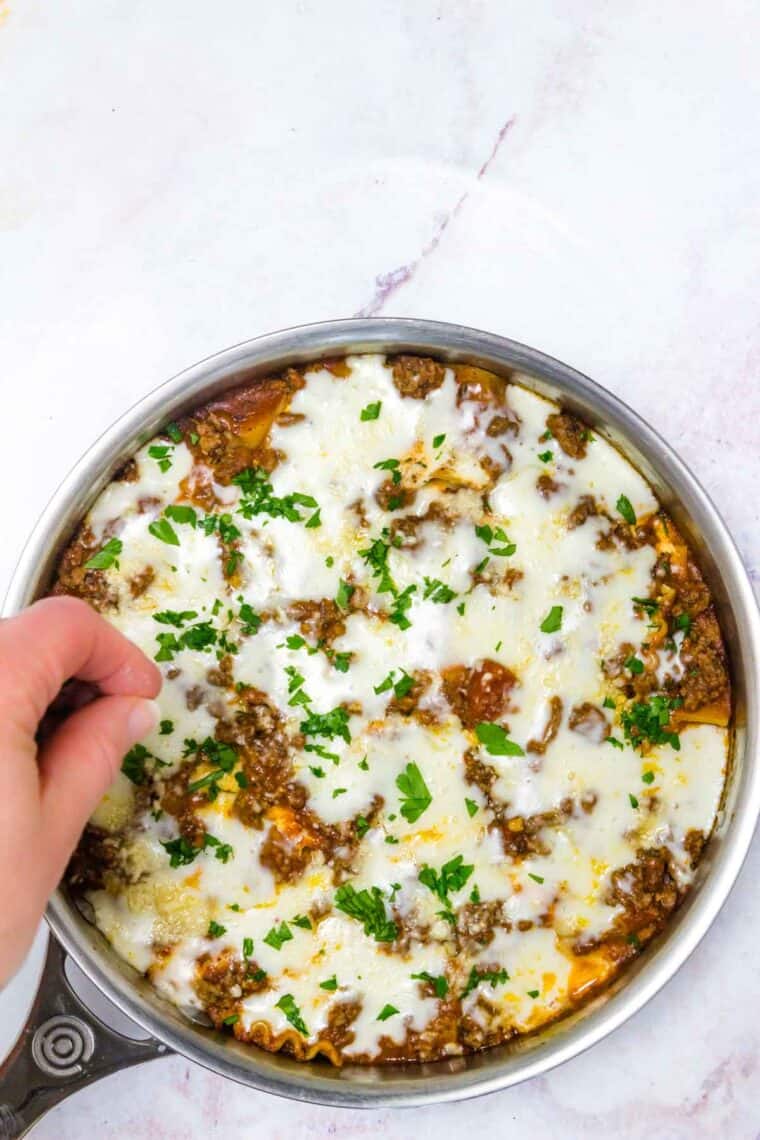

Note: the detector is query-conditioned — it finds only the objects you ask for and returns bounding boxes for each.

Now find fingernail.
[127,698,161,741]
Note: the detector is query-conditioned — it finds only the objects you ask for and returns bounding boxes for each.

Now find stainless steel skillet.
[2,318,758,1136]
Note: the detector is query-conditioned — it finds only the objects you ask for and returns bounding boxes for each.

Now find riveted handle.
[0,938,168,1138]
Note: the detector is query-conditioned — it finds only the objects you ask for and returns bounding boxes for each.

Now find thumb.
[38,694,159,872]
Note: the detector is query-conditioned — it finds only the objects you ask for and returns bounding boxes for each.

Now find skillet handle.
[0,937,168,1138]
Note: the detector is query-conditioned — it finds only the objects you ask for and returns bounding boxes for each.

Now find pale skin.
[0,596,161,986]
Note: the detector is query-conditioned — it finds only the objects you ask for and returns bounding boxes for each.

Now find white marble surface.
[1,0,759,1136]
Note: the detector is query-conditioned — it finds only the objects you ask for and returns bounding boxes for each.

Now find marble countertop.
[1,1,758,1136]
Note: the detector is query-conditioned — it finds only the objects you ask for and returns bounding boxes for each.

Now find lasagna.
[56,354,730,1064]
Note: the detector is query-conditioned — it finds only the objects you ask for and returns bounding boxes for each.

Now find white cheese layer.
[74,354,728,1062]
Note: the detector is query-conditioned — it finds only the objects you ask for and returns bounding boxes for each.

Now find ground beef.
[678,610,729,712]
[67,825,123,893]
[375,479,416,512]
[463,747,498,797]
[606,848,679,940]
[321,999,362,1051]
[536,473,562,499]
[128,566,155,598]
[115,457,138,482]
[442,660,517,727]
[389,501,454,549]
[182,375,300,484]
[567,495,599,529]
[546,411,590,459]
[259,822,318,883]
[389,355,446,398]
[456,900,507,952]
[287,599,347,645]
[497,799,574,858]
[387,670,432,717]
[485,414,519,438]
[479,454,506,485]
[673,561,712,619]
[568,701,609,743]
[683,828,706,868]
[527,696,563,754]
[50,524,118,611]
[195,949,268,1025]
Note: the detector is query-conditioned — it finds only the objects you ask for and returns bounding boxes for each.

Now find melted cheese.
[70,354,728,1063]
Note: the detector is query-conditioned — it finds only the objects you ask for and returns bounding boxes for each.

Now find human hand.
[0,596,161,986]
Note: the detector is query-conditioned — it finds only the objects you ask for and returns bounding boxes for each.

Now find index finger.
[0,596,161,731]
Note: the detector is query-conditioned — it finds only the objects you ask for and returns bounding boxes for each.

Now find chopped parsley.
[629,793,639,809]
[121,743,163,785]
[355,815,370,838]
[300,706,351,744]
[674,612,692,635]
[625,655,644,675]
[161,832,232,868]
[207,920,226,939]
[432,432,446,449]
[165,504,197,527]
[461,966,509,998]
[359,530,397,595]
[527,989,540,999]
[305,508,322,529]
[83,537,123,570]
[159,719,174,735]
[422,576,457,604]
[475,722,525,757]
[419,854,474,908]
[616,494,636,526]
[603,696,616,709]
[389,584,416,630]
[320,976,339,991]
[333,883,398,942]
[465,798,478,818]
[632,596,659,615]
[153,608,198,628]
[291,914,312,930]
[538,449,553,463]
[305,741,340,764]
[148,518,180,546]
[242,937,254,958]
[165,421,183,443]
[396,762,432,823]
[642,769,655,784]
[335,578,355,610]
[309,766,325,778]
[360,401,382,421]
[528,872,544,884]
[358,755,369,771]
[148,443,173,472]
[377,1004,399,1021]
[475,523,517,557]
[540,605,563,634]
[186,738,239,800]
[621,694,682,751]
[275,994,308,1036]
[330,651,352,673]
[238,603,262,635]
[263,922,293,951]
[606,736,624,750]
[412,971,448,998]
[233,466,319,525]
[222,1013,239,1026]
[374,457,402,485]
[332,787,347,799]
